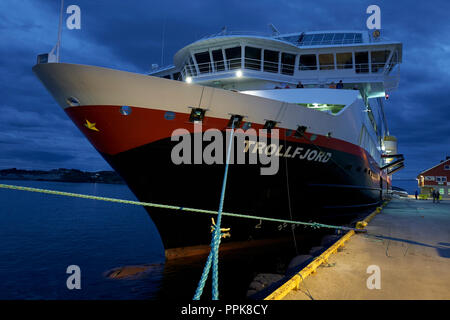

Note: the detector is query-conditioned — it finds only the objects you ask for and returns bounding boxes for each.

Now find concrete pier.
[283,198,450,300]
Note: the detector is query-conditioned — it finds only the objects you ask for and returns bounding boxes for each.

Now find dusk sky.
[1,0,449,180]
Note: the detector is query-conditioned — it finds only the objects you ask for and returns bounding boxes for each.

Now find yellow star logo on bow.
[84,119,99,132]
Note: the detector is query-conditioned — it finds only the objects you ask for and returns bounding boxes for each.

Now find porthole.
[120,106,132,115]
[164,111,176,120]
[242,122,252,130]
[66,96,80,107]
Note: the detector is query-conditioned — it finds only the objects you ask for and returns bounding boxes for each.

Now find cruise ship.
[33,28,404,257]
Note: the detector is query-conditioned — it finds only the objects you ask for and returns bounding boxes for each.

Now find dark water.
[0,180,357,300]
[0,180,166,299]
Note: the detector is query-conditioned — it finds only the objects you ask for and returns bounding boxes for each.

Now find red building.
[417,157,450,198]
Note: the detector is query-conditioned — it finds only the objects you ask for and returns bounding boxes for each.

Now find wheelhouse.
[150,30,402,98]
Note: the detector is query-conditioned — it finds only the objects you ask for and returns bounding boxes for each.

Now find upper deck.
[150,30,402,98]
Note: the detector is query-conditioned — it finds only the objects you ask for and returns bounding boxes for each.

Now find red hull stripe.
[65,105,368,159]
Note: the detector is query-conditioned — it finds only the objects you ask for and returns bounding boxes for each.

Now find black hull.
[102,134,385,251]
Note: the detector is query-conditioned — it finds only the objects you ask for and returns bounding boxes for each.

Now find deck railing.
[181,59,394,79]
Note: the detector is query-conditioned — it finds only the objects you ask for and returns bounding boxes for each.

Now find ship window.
[212,49,225,71]
[336,52,353,69]
[333,33,344,43]
[300,34,314,45]
[194,51,212,74]
[66,96,80,107]
[245,47,261,70]
[343,33,356,44]
[311,33,324,45]
[263,50,279,73]
[120,106,132,115]
[371,50,390,73]
[322,33,334,44]
[281,53,296,75]
[225,46,241,70]
[319,54,334,70]
[299,54,317,70]
[172,72,181,81]
[242,122,252,130]
[355,52,369,73]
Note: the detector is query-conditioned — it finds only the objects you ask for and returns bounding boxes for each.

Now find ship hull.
[32,63,389,254]
[65,105,386,251]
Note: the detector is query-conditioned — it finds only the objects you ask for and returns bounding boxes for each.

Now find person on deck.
[336,80,344,89]
[296,81,304,88]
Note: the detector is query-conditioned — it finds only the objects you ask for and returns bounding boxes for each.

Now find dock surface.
[283,198,450,300]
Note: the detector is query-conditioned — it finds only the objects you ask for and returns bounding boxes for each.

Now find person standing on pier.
[436,190,440,203]
[415,190,418,200]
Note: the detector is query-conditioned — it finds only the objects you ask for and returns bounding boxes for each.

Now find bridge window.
[225,46,241,70]
[371,50,390,73]
[311,34,324,45]
[322,33,334,44]
[245,47,261,70]
[299,54,317,70]
[194,51,212,74]
[264,50,279,73]
[343,33,357,44]
[319,53,334,70]
[281,53,296,75]
[336,52,353,69]
[212,49,225,71]
[355,52,369,73]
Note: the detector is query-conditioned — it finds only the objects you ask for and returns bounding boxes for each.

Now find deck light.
[186,76,192,83]
[235,70,243,78]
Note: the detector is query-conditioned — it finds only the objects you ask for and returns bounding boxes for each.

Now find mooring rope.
[0,183,366,233]
[193,121,236,301]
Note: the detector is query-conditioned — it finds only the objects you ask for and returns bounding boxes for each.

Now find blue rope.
[193,122,235,300]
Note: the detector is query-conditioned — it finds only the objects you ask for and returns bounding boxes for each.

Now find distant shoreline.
[0,168,125,185]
